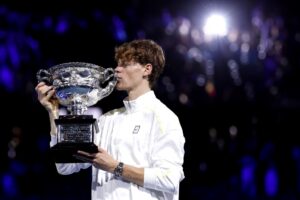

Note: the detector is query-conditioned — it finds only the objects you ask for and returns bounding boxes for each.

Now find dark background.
[1,0,300,199]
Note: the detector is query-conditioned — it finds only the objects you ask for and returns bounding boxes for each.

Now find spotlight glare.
[203,13,228,37]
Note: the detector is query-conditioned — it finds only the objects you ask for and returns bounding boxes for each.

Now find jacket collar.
[123,91,155,113]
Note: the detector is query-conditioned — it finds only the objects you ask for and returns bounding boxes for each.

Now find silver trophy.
[37,62,116,163]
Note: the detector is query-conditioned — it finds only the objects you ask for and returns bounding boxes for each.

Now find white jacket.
[50,91,185,200]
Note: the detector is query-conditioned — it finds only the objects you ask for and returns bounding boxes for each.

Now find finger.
[98,147,106,153]
[77,150,93,157]
[35,82,46,91]
[36,82,50,90]
[73,154,94,163]
[36,84,52,95]
[37,87,53,101]
[45,89,56,100]
[45,86,54,93]
[40,86,54,96]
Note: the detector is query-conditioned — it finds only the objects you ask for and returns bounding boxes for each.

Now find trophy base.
[51,142,98,163]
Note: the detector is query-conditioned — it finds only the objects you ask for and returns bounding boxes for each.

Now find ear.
[143,63,152,76]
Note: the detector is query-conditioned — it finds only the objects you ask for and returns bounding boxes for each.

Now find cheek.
[129,73,143,84]
[122,67,144,83]
[130,68,144,79]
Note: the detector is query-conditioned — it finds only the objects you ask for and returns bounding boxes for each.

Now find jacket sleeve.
[143,116,185,194]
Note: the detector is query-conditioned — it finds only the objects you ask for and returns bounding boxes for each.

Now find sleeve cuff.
[50,135,58,147]
[143,167,157,189]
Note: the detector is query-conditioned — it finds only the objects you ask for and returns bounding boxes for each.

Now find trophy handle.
[98,68,117,99]
[102,68,115,82]
[36,69,53,85]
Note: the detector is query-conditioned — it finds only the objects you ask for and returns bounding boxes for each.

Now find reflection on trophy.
[37,62,116,163]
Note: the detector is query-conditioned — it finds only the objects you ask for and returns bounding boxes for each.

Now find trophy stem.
[67,101,87,115]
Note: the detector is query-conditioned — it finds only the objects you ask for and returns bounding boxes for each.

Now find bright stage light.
[203,13,228,37]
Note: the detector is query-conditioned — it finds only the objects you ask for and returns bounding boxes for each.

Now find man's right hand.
[35,82,59,114]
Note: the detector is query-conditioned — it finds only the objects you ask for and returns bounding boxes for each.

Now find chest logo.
[132,125,140,134]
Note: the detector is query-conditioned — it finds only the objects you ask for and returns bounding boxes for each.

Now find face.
[115,61,149,92]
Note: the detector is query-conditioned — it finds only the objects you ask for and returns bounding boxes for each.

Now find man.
[35,39,185,200]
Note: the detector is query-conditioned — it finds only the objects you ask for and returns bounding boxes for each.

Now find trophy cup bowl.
[37,62,117,163]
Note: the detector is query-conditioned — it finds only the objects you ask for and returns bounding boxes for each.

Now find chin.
[116,85,124,91]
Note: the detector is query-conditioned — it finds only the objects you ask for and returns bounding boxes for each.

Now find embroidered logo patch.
[132,125,140,134]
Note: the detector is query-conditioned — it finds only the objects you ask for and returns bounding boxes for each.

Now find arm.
[118,122,185,191]
[35,82,59,137]
[77,147,144,186]
[77,116,185,193]
[143,119,185,194]
[35,82,91,174]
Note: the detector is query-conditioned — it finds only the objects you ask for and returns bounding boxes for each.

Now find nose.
[114,65,121,73]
